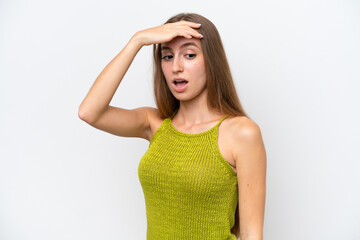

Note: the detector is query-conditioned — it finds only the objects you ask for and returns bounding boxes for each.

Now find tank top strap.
[214,114,230,128]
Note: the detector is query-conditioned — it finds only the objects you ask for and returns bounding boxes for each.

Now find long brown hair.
[153,13,247,237]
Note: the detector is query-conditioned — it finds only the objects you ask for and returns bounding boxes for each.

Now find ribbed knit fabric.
[138,111,238,240]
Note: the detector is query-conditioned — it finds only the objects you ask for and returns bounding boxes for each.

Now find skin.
[161,37,207,105]
[78,20,266,240]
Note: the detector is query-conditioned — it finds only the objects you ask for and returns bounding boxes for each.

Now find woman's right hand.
[132,20,203,47]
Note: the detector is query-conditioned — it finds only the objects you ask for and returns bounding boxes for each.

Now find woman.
[79,13,266,240]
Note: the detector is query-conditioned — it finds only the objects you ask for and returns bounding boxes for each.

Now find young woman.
[79,13,266,240]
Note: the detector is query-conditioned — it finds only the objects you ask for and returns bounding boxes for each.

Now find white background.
[0,0,359,239]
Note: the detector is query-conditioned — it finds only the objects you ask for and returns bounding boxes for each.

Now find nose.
[172,55,183,73]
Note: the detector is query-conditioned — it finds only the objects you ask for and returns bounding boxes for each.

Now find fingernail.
[199,34,203,38]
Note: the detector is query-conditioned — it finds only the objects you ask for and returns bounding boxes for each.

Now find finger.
[183,28,203,39]
[175,20,202,28]
[190,32,203,39]
[194,32,204,39]
[181,32,203,39]
[185,29,203,39]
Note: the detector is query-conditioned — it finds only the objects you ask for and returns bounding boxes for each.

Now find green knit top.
[138,112,238,240]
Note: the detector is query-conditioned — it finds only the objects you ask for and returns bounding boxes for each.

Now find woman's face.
[161,36,207,102]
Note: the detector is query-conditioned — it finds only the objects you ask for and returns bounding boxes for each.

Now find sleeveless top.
[138,111,238,240]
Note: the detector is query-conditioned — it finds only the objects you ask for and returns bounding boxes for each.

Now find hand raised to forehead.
[134,20,203,47]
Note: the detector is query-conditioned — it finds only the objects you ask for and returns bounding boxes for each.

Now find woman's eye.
[162,55,173,60]
[186,54,196,59]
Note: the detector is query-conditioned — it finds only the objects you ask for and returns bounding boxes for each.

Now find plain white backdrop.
[0,0,359,239]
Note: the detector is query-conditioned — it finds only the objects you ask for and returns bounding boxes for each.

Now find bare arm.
[232,117,267,240]
[78,37,142,124]
[78,21,202,140]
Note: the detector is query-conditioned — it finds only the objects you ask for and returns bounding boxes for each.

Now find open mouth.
[173,79,189,86]
[172,79,189,92]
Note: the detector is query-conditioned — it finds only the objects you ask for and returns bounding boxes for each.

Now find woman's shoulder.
[218,115,263,167]
[225,115,262,142]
